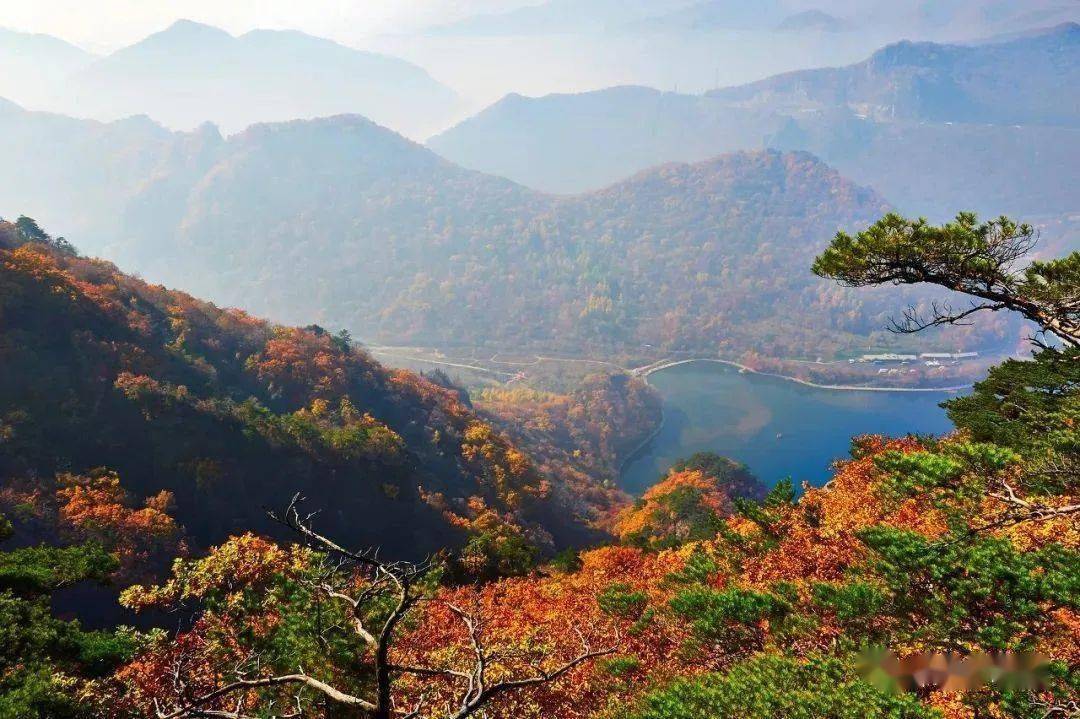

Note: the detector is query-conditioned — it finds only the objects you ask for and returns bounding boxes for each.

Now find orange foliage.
[739,436,948,587]
[393,545,690,719]
[56,470,183,581]
[3,244,80,302]
[106,431,1076,718]
[248,326,349,401]
[399,434,1052,715]
[614,469,732,542]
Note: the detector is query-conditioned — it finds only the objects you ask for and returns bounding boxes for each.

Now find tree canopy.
[813,212,1080,346]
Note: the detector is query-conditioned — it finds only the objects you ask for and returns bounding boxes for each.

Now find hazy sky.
[0,0,526,52]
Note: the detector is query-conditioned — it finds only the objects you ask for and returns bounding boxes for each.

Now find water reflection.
[620,361,960,494]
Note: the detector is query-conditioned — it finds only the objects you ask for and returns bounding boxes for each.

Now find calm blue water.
[620,362,962,494]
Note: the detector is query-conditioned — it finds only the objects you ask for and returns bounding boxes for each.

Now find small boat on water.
[776,432,783,439]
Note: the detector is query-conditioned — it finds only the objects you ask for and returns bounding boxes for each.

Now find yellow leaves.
[460,419,548,507]
[996,493,1080,551]
[925,691,977,719]
[117,583,159,612]
[475,387,560,404]
[308,397,331,417]
[3,244,79,301]
[121,533,304,611]
[463,421,495,445]
[505,447,531,477]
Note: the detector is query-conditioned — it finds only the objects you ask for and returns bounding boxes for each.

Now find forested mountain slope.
[5,213,1077,717]
[0,107,1020,360]
[0,220,611,560]
[429,24,1080,216]
[123,127,1013,358]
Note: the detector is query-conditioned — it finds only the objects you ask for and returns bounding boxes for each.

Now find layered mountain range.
[0,98,1033,360]
[430,23,1080,218]
[3,22,1075,364]
[429,0,1078,38]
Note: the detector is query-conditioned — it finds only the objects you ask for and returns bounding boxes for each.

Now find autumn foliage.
[2,216,1077,718]
[0,222,601,565]
[97,428,1078,718]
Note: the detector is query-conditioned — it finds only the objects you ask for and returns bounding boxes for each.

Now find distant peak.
[167,18,221,31]
[776,9,851,32]
[234,113,406,141]
[158,19,233,40]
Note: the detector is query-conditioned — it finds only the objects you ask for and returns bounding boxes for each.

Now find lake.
[620,361,962,495]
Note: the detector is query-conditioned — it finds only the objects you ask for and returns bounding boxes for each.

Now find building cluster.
[850,351,979,368]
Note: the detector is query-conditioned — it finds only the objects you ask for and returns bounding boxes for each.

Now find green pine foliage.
[0,521,134,719]
[619,654,936,719]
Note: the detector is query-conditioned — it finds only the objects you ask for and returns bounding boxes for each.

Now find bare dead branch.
[887,300,1007,334]
[440,602,619,719]
[155,673,375,719]
[160,496,613,719]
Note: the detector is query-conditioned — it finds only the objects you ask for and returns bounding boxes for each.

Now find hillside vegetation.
[0,218,634,568]
[3,210,1074,719]
[0,107,1017,361]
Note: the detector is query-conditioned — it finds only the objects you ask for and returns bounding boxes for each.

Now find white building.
[861,353,918,363]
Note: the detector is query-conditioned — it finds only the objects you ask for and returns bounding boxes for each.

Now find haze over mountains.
[3,1,1076,134]
[0,10,1075,365]
[430,22,1080,218]
[0,26,91,109]
[0,100,1016,361]
[428,0,1078,39]
[2,5,1079,717]
[0,19,462,138]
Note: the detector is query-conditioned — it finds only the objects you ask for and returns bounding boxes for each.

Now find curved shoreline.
[371,345,974,394]
[634,358,972,394]
[618,358,966,479]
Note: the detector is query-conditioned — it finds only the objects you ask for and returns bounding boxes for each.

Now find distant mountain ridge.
[0,20,461,139]
[708,20,1080,126]
[1,102,1015,362]
[426,0,693,35]
[0,26,96,109]
[775,10,852,32]
[428,23,1080,216]
[430,0,1078,37]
